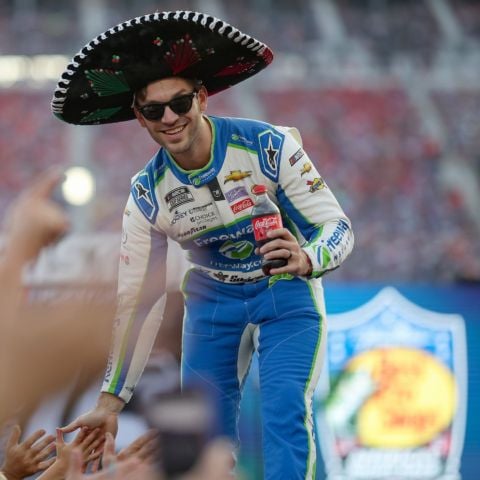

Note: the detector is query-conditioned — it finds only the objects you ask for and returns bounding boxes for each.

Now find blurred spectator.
[336,0,440,68]
[0,169,113,427]
[451,0,480,41]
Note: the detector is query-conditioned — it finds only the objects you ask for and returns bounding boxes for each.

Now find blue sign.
[238,283,480,480]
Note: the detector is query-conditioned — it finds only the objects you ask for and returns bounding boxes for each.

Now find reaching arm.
[101,193,169,402]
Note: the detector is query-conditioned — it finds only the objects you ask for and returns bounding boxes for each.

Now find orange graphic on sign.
[348,348,457,448]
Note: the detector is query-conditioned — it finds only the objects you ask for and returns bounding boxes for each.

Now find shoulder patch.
[258,129,284,182]
[131,170,158,224]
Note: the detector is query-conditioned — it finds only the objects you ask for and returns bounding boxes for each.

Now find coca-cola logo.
[231,198,254,214]
[253,215,281,230]
[252,214,282,241]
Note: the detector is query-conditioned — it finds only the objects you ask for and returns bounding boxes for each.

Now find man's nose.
[162,105,180,123]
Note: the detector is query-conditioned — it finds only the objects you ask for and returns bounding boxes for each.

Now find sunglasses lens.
[140,104,165,121]
[169,95,194,115]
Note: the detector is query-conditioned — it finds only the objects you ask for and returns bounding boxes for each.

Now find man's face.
[134,77,208,160]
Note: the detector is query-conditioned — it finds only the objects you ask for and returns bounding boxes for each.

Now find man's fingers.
[266,227,294,240]
[6,424,22,448]
[60,420,82,434]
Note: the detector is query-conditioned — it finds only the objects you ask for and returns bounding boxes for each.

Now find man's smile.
[161,124,187,135]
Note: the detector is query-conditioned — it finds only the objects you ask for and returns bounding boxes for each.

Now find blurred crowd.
[1,82,479,282]
[1,0,480,60]
[1,0,479,283]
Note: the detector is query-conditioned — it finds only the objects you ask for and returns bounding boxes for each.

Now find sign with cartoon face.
[315,287,467,480]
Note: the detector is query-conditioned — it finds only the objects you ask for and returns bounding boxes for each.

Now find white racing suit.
[102,115,354,479]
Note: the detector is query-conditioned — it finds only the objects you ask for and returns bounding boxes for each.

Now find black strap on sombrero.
[51,11,274,125]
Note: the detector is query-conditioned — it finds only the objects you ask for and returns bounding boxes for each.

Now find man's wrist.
[97,392,126,414]
[302,250,313,277]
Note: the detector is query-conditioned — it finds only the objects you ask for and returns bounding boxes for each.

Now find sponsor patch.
[324,219,350,252]
[189,210,217,226]
[231,133,254,146]
[258,129,284,181]
[300,162,312,176]
[219,240,254,260]
[307,177,326,193]
[177,225,207,239]
[188,202,214,214]
[132,171,158,223]
[224,170,252,184]
[207,178,225,201]
[289,148,304,166]
[214,271,229,282]
[231,197,254,215]
[165,186,194,212]
[225,186,249,203]
[188,166,217,187]
[194,224,253,247]
[170,209,188,225]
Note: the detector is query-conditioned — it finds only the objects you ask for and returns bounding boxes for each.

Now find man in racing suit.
[56,12,354,480]
[63,76,354,479]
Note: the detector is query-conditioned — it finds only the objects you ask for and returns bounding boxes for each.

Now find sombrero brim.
[51,11,274,125]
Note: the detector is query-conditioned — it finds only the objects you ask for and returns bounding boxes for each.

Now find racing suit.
[102,115,354,479]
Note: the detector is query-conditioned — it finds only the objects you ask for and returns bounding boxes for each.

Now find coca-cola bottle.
[251,184,287,275]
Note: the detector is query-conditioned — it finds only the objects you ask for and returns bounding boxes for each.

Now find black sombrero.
[51,10,274,125]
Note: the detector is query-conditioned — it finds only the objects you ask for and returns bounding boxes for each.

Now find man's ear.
[198,86,208,113]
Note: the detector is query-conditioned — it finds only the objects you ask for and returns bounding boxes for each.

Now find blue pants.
[181,270,326,479]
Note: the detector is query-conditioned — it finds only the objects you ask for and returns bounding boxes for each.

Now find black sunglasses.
[136,91,198,121]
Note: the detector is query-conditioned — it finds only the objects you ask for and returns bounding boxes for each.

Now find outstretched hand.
[65,433,159,480]
[59,409,118,470]
[60,408,118,437]
[59,394,124,470]
[0,425,55,480]
[117,429,158,463]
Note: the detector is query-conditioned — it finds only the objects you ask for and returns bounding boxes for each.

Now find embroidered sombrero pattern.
[51,11,274,125]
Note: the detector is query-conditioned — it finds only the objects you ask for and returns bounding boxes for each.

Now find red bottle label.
[252,214,283,242]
